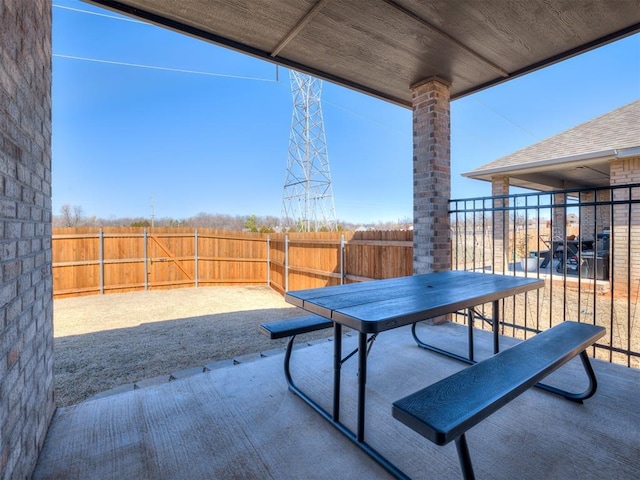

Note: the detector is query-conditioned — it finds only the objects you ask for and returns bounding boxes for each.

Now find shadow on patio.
[34,322,640,479]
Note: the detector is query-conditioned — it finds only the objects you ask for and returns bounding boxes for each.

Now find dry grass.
[55,282,639,407]
[53,286,333,406]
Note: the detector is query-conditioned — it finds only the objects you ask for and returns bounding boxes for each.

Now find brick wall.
[411,77,451,274]
[610,157,640,296]
[0,1,54,479]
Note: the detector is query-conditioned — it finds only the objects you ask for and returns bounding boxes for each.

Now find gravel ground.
[53,286,333,406]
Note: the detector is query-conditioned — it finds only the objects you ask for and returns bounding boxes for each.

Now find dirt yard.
[54,283,639,406]
[53,286,333,406]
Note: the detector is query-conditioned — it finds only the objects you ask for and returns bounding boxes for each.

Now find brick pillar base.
[411,77,451,275]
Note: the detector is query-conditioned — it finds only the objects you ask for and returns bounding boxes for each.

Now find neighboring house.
[463,100,640,292]
[463,100,640,192]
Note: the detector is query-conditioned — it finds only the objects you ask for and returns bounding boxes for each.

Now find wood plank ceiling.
[86,0,640,107]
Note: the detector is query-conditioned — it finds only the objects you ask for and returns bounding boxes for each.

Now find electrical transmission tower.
[282,71,336,232]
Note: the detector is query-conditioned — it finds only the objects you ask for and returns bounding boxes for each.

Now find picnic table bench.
[259,314,333,340]
[392,321,605,479]
[259,314,334,388]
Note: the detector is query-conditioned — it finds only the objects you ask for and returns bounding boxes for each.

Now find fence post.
[340,234,345,285]
[144,228,148,291]
[194,229,199,288]
[285,235,289,292]
[266,235,271,286]
[99,228,104,294]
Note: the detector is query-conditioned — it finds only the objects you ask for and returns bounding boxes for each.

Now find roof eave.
[462,146,640,181]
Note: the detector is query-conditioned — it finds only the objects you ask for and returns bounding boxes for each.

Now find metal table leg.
[333,322,341,421]
[493,300,500,354]
[412,301,503,363]
[357,332,367,442]
[282,327,410,479]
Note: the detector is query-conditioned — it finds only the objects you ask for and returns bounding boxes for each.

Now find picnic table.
[284,270,544,478]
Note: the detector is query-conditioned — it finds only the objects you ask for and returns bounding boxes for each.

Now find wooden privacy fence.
[267,230,414,294]
[52,228,414,298]
[53,228,268,297]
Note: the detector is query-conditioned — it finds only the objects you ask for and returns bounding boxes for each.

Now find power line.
[54,3,403,133]
[53,4,148,24]
[53,54,278,82]
[472,98,541,141]
[56,50,408,134]
[55,3,541,142]
[322,98,407,138]
[53,3,278,82]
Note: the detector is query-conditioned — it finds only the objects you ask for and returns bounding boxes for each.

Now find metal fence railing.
[449,184,640,369]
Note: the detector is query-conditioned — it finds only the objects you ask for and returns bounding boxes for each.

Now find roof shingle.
[468,100,640,173]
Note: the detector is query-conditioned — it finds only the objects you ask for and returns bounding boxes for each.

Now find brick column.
[491,176,510,273]
[552,192,567,240]
[0,1,54,478]
[411,77,451,274]
[579,189,611,242]
[610,157,640,297]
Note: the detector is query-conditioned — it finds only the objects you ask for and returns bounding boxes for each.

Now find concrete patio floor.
[34,322,640,479]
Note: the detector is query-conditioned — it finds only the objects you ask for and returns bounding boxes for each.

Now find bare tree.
[50,207,411,231]
[58,204,84,227]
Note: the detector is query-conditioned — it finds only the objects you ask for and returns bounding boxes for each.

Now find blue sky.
[52,1,640,224]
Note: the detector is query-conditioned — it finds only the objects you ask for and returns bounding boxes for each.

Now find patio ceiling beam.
[270,0,330,58]
[382,0,510,78]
